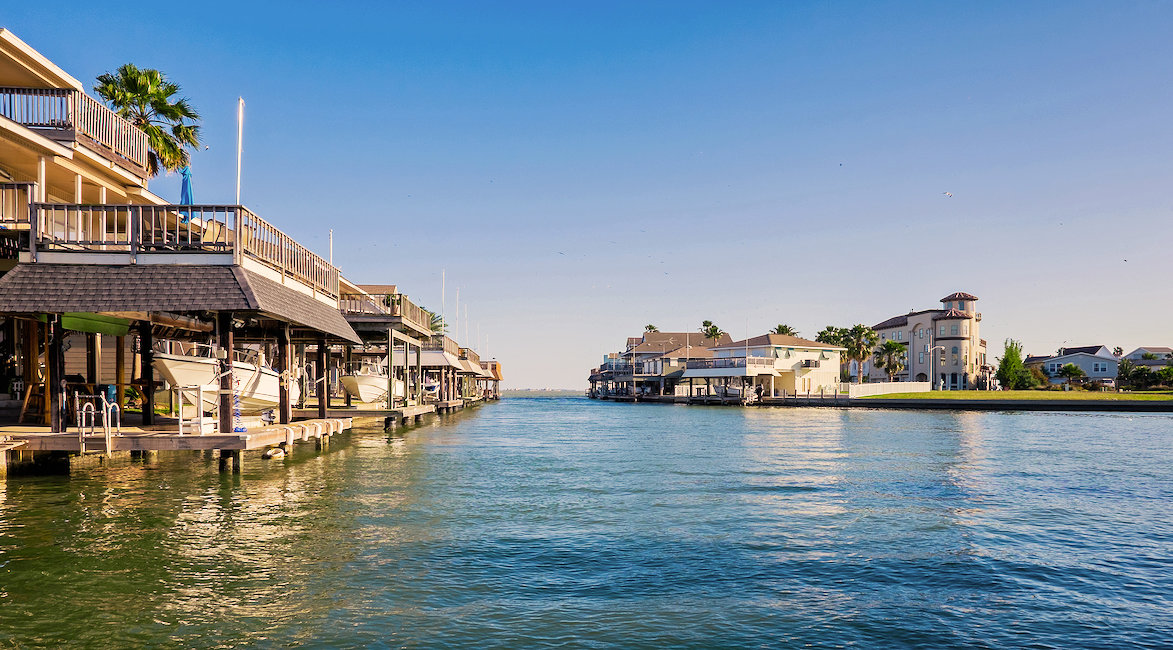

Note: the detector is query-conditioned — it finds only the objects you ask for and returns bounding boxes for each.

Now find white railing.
[0,87,149,170]
[686,357,775,370]
[31,203,340,298]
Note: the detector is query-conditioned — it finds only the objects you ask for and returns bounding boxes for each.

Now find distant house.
[1123,347,1173,371]
[588,331,731,397]
[1030,345,1119,385]
[869,291,991,390]
[679,333,844,398]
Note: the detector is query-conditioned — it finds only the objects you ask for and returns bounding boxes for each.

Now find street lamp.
[928,345,945,390]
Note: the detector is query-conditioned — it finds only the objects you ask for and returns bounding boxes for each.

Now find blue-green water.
[1,398,1170,648]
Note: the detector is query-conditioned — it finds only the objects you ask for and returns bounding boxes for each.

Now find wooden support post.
[343,344,352,407]
[48,316,64,432]
[218,313,234,434]
[139,322,155,426]
[296,343,306,408]
[387,329,395,409]
[277,324,291,424]
[416,344,423,404]
[316,337,327,419]
[85,333,98,387]
[219,449,241,473]
[115,335,126,409]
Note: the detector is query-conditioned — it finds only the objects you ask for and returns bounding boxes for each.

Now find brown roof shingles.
[0,264,360,342]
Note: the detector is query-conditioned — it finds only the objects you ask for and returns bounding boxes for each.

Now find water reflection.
[0,400,1169,648]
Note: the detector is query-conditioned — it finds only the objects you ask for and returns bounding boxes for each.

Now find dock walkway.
[0,418,352,452]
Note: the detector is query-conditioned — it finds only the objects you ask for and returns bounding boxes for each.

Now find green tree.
[1057,363,1086,385]
[873,340,907,381]
[94,63,201,176]
[815,326,844,346]
[995,339,1035,390]
[1141,352,1159,360]
[644,324,659,332]
[839,324,879,384]
[700,320,724,340]
[772,324,798,336]
[422,309,446,335]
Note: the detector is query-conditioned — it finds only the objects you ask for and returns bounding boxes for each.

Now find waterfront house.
[589,331,730,397]
[869,292,991,389]
[0,29,361,434]
[1123,347,1172,371]
[1027,345,1119,386]
[680,333,844,398]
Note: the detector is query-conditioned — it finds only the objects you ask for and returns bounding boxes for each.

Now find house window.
[939,325,945,336]
[918,328,924,339]
[962,323,968,336]
[923,344,928,353]
[897,331,902,341]
[881,333,886,340]
[919,352,925,364]
[951,324,959,335]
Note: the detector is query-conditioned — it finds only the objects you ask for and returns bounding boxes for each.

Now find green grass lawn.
[861,390,1173,401]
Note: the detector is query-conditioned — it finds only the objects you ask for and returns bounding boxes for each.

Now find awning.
[458,358,482,375]
[0,263,360,343]
[399,349,464,369]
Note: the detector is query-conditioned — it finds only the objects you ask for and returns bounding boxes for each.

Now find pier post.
[387,329,395,410]
[277,324,291,424]
[139,322,155,426]
[217,313,234,434]
[343,344,352,407]
[48,316,64,432]
[218,449,242,474]
[116,335,126,409]
[316,337,328,419]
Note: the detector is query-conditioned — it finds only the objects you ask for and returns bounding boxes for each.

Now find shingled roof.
[941,292,978,301]
[0,264,360,342]
[932,308,971,320]
[712,333,844,350]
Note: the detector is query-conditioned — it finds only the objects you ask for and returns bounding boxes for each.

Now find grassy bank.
[861,390,1173,401]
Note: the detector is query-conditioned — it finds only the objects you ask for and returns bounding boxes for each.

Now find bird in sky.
[942,192,953,197]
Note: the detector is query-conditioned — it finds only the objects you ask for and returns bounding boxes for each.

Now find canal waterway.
[1,398,1170,647]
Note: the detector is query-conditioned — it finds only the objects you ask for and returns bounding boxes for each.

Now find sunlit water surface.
[0,398,1170,648]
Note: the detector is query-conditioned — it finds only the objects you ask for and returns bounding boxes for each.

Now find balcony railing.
[423,335,460,356]
[686,357,775,370]
[0,87,149,170]
[0,183,34,228]
[30,203,340,298]
[339,291,431,332]
[461,347,480,365]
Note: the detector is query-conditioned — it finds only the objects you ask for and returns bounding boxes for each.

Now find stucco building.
[869,292,991,390]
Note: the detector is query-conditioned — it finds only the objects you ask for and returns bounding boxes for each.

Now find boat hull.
[152,353,299,414]
[341,375,404,404]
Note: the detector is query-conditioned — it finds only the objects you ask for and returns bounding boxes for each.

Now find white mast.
[441,269,446,334]
[235,97,244,205]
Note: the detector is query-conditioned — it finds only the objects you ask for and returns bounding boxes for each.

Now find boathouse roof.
[0,263,360,343]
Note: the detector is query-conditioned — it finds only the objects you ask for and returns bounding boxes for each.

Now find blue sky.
[8,2,1173,387]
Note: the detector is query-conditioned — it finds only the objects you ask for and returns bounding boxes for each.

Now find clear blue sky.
[8,2,1172,387]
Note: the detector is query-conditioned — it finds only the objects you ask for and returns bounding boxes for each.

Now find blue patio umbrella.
[179,165,193,222]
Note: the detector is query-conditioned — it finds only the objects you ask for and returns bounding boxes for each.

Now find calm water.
[1,398,1170,648]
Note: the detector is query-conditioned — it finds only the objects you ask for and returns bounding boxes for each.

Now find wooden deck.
[0,418,352,452]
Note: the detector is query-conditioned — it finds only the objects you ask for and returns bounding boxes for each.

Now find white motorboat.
[340,359,404,404]
[152,343,298,413]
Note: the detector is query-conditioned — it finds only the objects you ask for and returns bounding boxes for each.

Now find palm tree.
[423,309,446,335]
[873,340,907,381]
[94,63,201,176]
[772,324,798,336]
[1057,363,1086,386]
[815,326,844,346]
[839,324,879,384]
[644,324,659,332]
[700,320,724,340]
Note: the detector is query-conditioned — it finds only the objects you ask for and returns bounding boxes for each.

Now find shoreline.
[591,394,1173,413]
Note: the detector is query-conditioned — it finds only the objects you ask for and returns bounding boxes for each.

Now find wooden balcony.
[339,291,432,337]
[423,335,461,356]
[686,357,775,370]
[0,182,33,230]
[0,87,149,172]
[27,202,340,298]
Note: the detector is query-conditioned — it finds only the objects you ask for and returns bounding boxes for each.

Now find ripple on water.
[0,399,1170,648]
